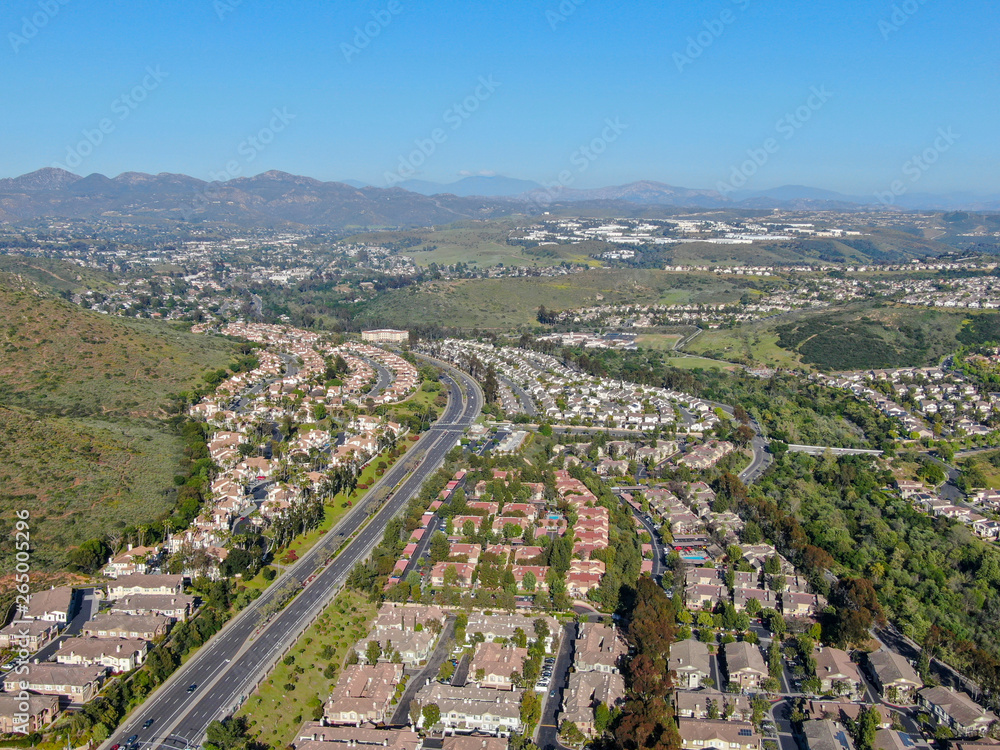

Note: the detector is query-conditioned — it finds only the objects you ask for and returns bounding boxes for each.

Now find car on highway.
[187,683,198,692]
[143,719,154,728]
[127,735,138,745]
[110,745,120,750]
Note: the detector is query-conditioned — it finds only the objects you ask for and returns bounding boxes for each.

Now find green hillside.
[688,304,972,371]
[0,275,239,572]
[0,276,234,418]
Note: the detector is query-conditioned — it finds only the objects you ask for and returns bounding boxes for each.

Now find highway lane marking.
[115,382,480,748]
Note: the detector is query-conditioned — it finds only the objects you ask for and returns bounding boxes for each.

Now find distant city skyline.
[3,0,998,197]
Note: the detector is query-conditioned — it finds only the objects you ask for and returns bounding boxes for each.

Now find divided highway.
[105,363,483,750]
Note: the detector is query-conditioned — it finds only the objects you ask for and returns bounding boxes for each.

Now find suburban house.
[106,574,185,599]
[814,647,863,699]
[873,729,932,750]
[463,613,559,651]
[108,594,197,622]
[677,718,762,750]
[574,623,627,673]
[81,614,171,641]
[918,686,998,737]
[2,664,106,704]
[669,639,712,689]
[442,736,508,750]
[865,649,922,704]
[412,683,523,736]
[469,642,528,690]
[806,701,892,727]
[0,693,60,734]
[293,723,420,750]
[24,586,75,624]
[55,637,149,672]
[674,690,752,722]
[724,641,767,691]
[803,719,856,750]
[324,663,402,726]
[352,603,446,668]
[560,671,626,736]
[0,619,57,651]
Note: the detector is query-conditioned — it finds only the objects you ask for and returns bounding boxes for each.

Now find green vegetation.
[746,451,1000,695]
[0,277,239,417]
[771,306,968,370]
[235,590,377,749]
[0,407,182,570]
[357,270,742,330]
[0,276,239,573]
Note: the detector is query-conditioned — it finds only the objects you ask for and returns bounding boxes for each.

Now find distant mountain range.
[0,168,996,229]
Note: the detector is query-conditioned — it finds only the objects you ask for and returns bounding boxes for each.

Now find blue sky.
[2,0,998,195]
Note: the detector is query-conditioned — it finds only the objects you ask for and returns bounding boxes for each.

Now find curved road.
[105,364,483,750]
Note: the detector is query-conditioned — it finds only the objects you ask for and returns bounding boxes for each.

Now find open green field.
[683,325,806,370]
[635,333,683,350]
[357,269,742,329]
[659,354,734,370]
[237,590,377,748]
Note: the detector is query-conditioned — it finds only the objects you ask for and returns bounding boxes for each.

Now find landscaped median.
[234,590,377,748]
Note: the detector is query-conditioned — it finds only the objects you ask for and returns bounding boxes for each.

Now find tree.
[69,538,110,573]
[522,570,537,593]
[520,689,542,732]
[204,717,249,750]
[855,705,880,750]
[365,640,382,665]
[422,703,441,729]
[429,532,450,563]
[594,702,613,734]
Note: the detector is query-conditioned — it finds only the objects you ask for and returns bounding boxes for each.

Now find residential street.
[536,621,576,750]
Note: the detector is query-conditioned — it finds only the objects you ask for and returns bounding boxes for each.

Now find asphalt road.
[104,363,483,750]
[537,622,576,750]
[630,508,665,581]
[739,433,772,485]
[359,355,393,400]
[501,376,538,416]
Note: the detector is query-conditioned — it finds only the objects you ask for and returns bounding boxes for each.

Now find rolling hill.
[0,273,239,572]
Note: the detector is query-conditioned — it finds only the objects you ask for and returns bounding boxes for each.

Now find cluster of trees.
[746,450,1000,701]
[614,577,680,750]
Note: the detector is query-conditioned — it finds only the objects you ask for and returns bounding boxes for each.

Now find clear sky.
[2,0,998,195]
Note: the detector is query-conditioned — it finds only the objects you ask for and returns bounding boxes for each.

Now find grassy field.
[357,269,742,329]
[237,590,377,748]
[660,355,735,370]
[683,325,806,370]
[635,333,683,350]
[346,221,536,268]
